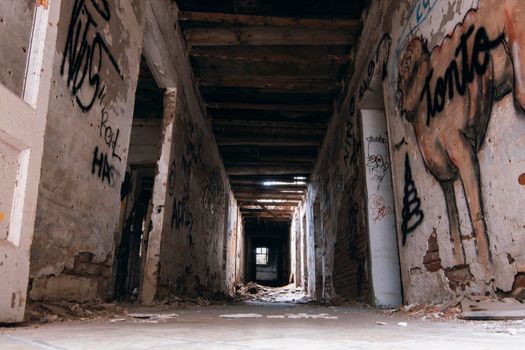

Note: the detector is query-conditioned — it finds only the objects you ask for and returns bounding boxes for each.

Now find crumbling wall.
[30,0,145,302]
[302,0,525,305]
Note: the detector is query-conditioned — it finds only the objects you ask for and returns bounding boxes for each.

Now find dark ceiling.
[173,0,368,221]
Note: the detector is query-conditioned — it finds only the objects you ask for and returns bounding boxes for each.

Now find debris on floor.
[460,296,525,320]
[388,294,525,321]
[219,313,263,319]
[127,313,179,323]
[234,282,309,303]
[285,313,338,319]
[26,301,127,323]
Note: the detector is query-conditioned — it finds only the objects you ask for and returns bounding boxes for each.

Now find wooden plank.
[176,0,366,19]
[210,109,330,123]
[238,200,300,206]
[233,184,307,191]
[213,125,325,137]
[201,86,334,106]
[179,11,360,30]
[207,102,331,112]
[223,154,316,164]
[213,119,326,129]
[217,137,321,147]
[199,76,341,92]
[184,27,357,46]
[235,192,304,200]
[189,46,352,64]
[192,57,341,79]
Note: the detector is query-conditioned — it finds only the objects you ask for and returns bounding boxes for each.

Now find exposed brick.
[423,230,442,272]
[444,265,473,291]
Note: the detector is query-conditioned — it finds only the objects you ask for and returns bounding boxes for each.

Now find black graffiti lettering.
[90,0,111,20]
[171,194,194,244]
[92,146,115,186]
[401,153,424,245]
[168,161,176,196]
[60,0,123,112]
[420,25,504,125]
[99,109,122,161]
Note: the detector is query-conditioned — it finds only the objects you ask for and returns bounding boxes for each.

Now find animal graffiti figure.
[397,1,525,267]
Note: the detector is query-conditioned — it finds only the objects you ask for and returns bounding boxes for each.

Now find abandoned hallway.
[1,0,525,348]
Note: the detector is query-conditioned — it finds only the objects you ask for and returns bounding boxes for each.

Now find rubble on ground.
[387,294,525,321]
[25,300,127,324]
[234,282,309,303]
[25,294,219,324]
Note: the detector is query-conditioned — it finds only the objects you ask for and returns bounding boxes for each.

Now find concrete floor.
[1,302,525,349]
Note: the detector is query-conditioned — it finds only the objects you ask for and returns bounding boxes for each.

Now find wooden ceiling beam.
[217,137,321,147]
[199,76,341,92]
[189,46,352,65]
[226,165,311,176]
[232,184,307,192]
[212,119,326,130]
[213,125,325,137]
[179,11,360,30]
[223,155,316,164]
[238,200,300,206]
[184,27,357,47]
[207,102,331,112]
[235,192,304,200]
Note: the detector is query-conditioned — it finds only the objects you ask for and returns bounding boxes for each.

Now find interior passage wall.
[303,0,525,304]
[293,90,371,302]
[156,83,240,299]
[29,0,145,302]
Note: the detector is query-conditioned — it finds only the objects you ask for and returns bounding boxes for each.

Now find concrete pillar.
[140,88,177,305]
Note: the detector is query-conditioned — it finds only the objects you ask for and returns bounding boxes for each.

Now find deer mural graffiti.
[397,1,525,268]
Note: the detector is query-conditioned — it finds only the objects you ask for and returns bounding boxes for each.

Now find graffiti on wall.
[401,154,424,245]
[397,2,525,264]
[344,34,391,168]
[60,0,126,188]
[99,106,122,161]
[171,194,194,245]
[369,194,392,224]
[92,146,116,187]
[60,0,123,112]
[366,135,390,189]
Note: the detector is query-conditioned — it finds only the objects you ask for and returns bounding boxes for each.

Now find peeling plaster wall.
[29,0,145,302]
[300,0,525,305]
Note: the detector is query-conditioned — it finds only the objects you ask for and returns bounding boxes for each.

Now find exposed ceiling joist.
[175,0,367,220]
[179,11,360,30]
[207,102,331,112]
[189,46,352,65]
[226,166,311,176]
[212,119,327,129]
[199,76,341,93]
[184,27,358,47]
[216,138,321,147]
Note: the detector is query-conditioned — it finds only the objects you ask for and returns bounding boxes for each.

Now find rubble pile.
[234,282,309,303]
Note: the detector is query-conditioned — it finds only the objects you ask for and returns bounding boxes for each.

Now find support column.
[140,88,177,305]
